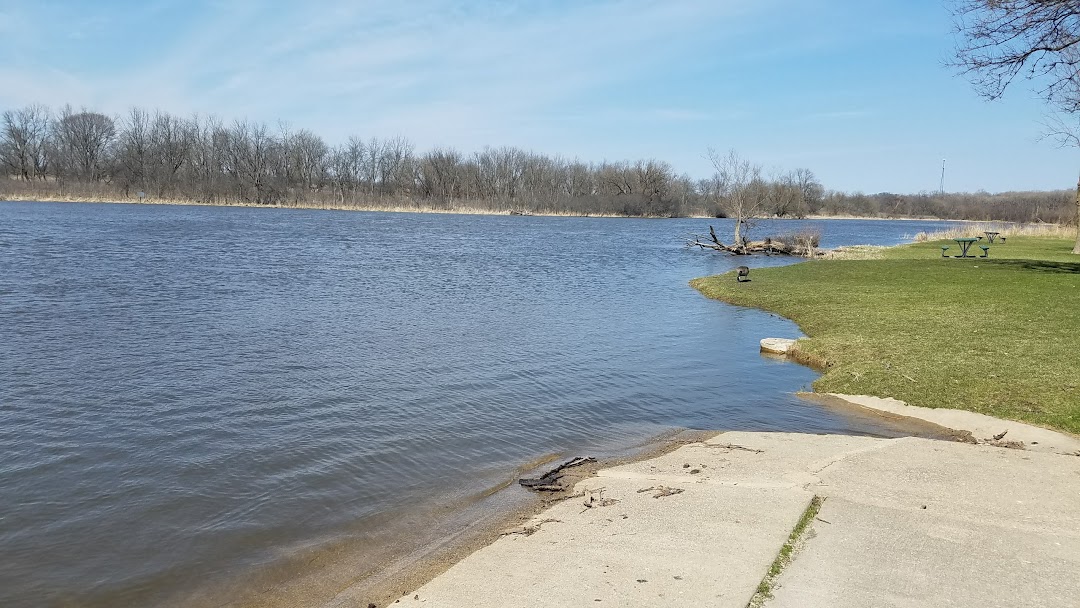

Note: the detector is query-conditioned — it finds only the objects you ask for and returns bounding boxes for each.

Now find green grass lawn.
[691,237,1080,435]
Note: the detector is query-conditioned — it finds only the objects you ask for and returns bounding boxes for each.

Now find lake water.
[0,202,959,607]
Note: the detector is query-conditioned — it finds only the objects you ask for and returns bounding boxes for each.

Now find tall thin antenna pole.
[939,159,946,195]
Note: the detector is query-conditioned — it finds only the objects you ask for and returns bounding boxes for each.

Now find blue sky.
[1,0,1075,193]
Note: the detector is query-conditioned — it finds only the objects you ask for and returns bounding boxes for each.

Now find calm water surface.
[0,202,959,606]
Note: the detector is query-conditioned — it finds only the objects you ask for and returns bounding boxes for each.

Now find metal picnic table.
[984,231,1002,244]
[952,237,980,258]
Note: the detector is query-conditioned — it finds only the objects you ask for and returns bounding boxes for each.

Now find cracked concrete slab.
[392,431,1080,608]
[769,497,1080,608]
[398,474,812,607]
[769,437,1080,607]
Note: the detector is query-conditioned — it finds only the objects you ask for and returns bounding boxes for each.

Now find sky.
[1,0,1076,194]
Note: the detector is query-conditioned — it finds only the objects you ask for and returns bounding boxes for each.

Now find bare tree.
[188,114,227,203]
[289,129,329,198]
[362,137,381,197]
[635,159,675,216]
[708,148,769,247]
[6,98,1075,224]
[227,120,276,204]
[329,136,365,204]
[1043,112,1080,253]
[951,1,1080,112]
[1,105,50,181]
[417,147,463,204]
[952,0,1080,252]
[150,112,195,197]
[115,108,152,195]
[765,168,825,218]
[371,136,411,197]
[792,168,825,216]
[50,105,117,183]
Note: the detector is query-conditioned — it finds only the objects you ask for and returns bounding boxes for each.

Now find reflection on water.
[0,202,958,606]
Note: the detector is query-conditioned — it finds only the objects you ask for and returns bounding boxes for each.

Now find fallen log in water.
[519,456,596,492]
[686,225,816,256]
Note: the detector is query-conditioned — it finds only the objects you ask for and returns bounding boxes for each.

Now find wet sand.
[162,429,715,608]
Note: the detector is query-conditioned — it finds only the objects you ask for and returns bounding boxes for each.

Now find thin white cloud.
[10,0,1069,192]
[2,0,768,144]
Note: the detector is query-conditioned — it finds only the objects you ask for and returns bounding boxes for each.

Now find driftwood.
[701,443,766,454]
[687,225,814,256]
[580,488,619,512]
[636,485,684,498]
[519,456,596,492]
[501,518,562,536]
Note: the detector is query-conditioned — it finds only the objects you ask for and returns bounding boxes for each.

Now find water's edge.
[1,201,965,607]
[170,427,718,608]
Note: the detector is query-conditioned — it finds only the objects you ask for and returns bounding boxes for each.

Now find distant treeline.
[817,190,1075,224]
[0,103,1075,223]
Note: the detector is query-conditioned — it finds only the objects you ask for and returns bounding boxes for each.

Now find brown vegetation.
[2,102,1078,227]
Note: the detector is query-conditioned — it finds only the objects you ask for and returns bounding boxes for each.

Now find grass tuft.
[749,495,824,607]
[818,245,889,260]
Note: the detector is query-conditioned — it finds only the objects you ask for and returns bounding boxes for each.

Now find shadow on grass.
[987,259,1080,274]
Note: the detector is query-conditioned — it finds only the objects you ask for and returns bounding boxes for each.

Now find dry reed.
[913,222,1074,241]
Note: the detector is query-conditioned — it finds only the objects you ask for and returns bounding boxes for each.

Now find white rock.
[760,338,797,355]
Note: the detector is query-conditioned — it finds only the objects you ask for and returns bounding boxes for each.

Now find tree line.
[817,189,1075,224]
[1,102,1076,224]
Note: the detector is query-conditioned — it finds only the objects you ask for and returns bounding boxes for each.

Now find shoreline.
[11,199,1062,605]
[329,399,973,608]
[394,415,1080,607]
[338,428,720,608]
[812,392,1080,454]
[393,397,1080,604]
[168,428,718,608]
[173,399,974,608]
[690,234,1080,435]
[2,195,971,222]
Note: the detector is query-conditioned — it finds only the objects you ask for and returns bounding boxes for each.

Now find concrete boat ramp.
[383,428,1080,607]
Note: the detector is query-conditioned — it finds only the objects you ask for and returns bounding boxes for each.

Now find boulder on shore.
[760,338,797,355]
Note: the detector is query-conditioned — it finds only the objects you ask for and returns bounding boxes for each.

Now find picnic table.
[953,237,980,258]
[985,231,1002,243]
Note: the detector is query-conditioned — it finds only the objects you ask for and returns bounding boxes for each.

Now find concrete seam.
[746,494,825,608]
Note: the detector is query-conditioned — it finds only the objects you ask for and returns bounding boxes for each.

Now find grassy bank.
[691,236,1080,434]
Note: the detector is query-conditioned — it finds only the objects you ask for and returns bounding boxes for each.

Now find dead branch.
[581,488,619,512]
[636,486,684,498]
[519,456,596,492]
[687,225,812,256]
[501,518,562,536]
[699,443,765,453]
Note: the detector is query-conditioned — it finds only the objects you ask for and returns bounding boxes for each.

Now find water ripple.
[0,201,962,607]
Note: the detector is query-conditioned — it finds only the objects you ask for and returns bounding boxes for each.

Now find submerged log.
[519,456,596,492]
